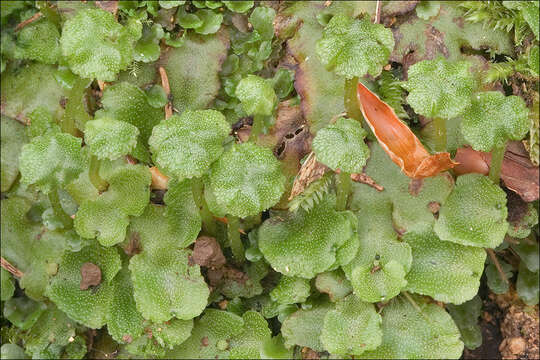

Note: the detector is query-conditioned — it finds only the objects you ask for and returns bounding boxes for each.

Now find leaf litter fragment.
[356,81,457,179]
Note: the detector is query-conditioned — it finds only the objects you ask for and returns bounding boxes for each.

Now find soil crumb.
[80,262,102,290]
[495,290,539,360]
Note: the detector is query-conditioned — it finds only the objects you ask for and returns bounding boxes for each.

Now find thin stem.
[191,178,218,237]
[48,188,73,229]
[432,117,447,152]
[89,155,108,192]
[1,257,23,278]
[250,114,264,141]
[402,291,422,313]
[227,215,244,264]
[336,171,352,211]
[486,248,509,284]
[489,143,506,184]
[344,77,363,121]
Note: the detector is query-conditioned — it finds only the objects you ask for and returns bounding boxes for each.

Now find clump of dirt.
[495,290,539,360]
[80,262,102,290]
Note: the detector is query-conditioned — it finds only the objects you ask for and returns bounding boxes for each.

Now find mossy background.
[0,1,538,359]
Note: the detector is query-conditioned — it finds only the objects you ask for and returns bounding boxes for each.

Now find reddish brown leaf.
[454,143,539,202]
[356,81,457,179]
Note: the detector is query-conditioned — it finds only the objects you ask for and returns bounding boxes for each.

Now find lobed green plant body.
[0,1,538,359]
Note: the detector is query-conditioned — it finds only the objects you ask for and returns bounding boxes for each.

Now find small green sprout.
[1,268,15,301]
[403,230,486,304]
[434,174,509,248]
[460,91,529,182]
[130,248,209,322]
[281,301,333,351]
[98,82,163,144]
[485,259,513,294]
[447,296,483,350]
[312,117,370,210]
[45,243,122,329]
[206,142,285,261]
[158,1,186,9]
[258,195,357,279]
[315,270,353,302]
[403,57,476,152]
[19,132,85,228]
[321,294,382,356]
[235,75,277,139]
[60,9,137,80]
[168,309,271,358]
[19,132,84,194]
[1,116,27,192]
[134,24,164,63]
[148,109,230,180]
[358,295,464,359]
[15,18,60,64]
[316,13,394,121]
[222,1,254,13]
[270,276,311,305]
[26,107,60,139]
[74,164,151,246]
[316,14,394,79]
[206,142,285,218]
[124,318,193,356]
[176,7,223,35]
[342,241,412,303]
[84,118,139,161]
[516,262,539,305]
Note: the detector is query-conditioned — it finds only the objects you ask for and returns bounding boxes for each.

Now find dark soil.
[463,280,504,360]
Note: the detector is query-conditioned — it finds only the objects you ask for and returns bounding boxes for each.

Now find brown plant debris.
[350,172,384,191]
[95,1,118,16]
[80,262,102,290]
[192,236,226,269]
[159,66,173,119]
[1,257,23,278]
[149,166,169,190]
[301,347,320,360]
[289,152,328,200]
[14,12,42,32]
[124,232,142,256]
[454,142,539,202]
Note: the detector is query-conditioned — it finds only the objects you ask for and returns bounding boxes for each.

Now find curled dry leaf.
[80,262,102,290]
[356,81,457,179]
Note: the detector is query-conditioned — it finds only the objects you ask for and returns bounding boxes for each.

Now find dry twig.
[350,172,384,191]
[15,12,42,32]
[375,0,382,24]
[487,248,509,284]
[1,257,23,278]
